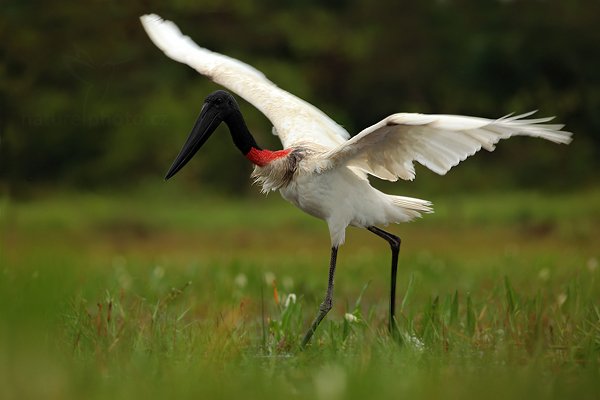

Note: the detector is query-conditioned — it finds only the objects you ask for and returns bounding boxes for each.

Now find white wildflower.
[284,293,297,307]
[408,334,425,351]
[234,273,248,288]
[344,313,358,323]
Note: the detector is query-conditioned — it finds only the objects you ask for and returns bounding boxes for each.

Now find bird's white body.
[140,14,572,248]
[282,172,431,247]
[254,145,432,246]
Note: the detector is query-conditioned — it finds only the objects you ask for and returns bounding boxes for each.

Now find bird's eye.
[215,97,223,105]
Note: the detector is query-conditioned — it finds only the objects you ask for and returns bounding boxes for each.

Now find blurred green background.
[2,2,600,399]
[2,0,598,196]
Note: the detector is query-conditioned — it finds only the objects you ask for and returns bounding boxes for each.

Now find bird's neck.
[225,110,290,167]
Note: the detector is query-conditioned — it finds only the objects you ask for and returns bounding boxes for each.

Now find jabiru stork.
[140,14,572,347]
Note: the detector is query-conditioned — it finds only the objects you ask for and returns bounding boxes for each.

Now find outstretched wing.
[140,14,349,149]
[324,112,572,181]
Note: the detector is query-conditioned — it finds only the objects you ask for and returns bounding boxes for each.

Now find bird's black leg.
[367,226,401,333]
[301,246,338,348]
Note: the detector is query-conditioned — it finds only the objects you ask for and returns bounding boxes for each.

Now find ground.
[1,188,599,399]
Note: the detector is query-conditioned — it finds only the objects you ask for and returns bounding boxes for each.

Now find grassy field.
[1,188,599,399]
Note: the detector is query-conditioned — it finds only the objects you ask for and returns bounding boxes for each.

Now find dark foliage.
[1,0,598,194]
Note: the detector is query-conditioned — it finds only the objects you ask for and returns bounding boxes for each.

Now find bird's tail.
[387,195,434,221]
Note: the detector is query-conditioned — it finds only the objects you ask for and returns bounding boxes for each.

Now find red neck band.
[245,147,291,167]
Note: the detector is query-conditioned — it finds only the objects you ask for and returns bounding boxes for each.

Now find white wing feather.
[324,111,572,181]
[140,14,349,149]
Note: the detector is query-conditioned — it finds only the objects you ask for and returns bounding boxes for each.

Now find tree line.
[1,0,598,194]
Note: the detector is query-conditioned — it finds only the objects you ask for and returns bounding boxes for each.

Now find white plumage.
[141,14,349,150]
[322,111,571,181]
[140,13,571,247]
[140,14,572,346]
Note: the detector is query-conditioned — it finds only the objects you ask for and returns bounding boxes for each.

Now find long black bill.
[164,104,222,180]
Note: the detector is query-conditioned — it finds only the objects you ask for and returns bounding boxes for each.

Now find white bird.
[140,14,572,347]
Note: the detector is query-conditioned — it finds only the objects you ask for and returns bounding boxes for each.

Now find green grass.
[1,188,599,399]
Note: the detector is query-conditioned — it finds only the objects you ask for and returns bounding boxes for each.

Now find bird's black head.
[164,90,242,180]
[204,90,240,119]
